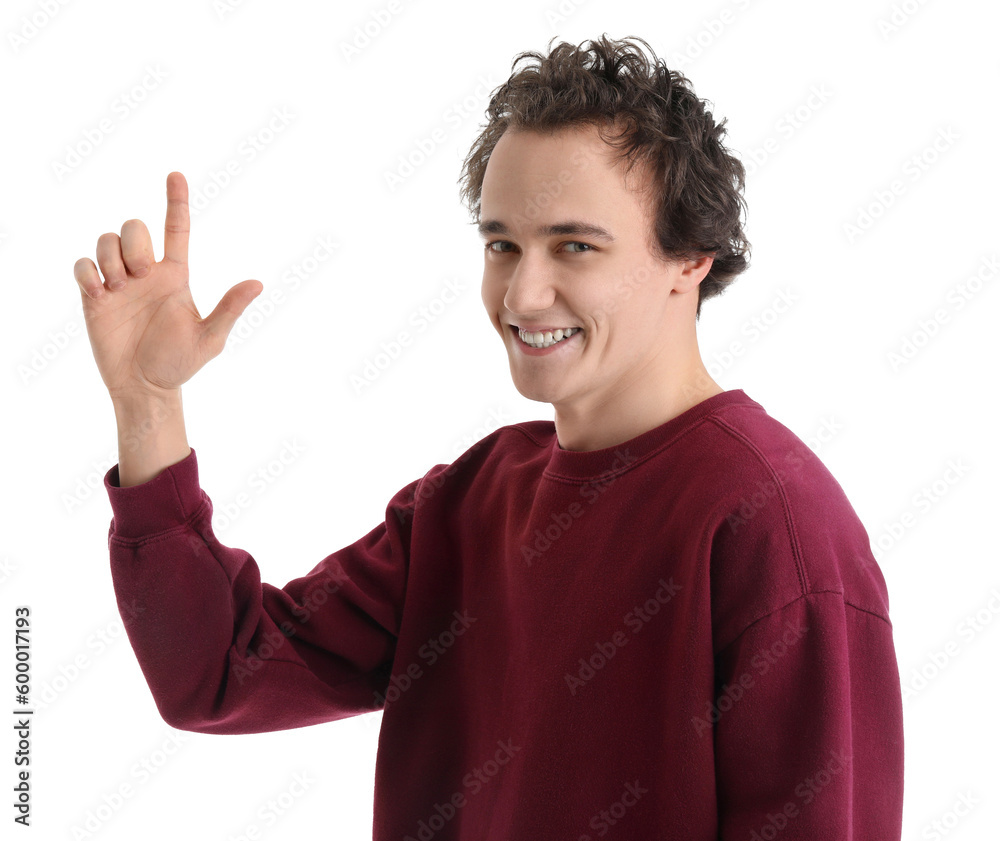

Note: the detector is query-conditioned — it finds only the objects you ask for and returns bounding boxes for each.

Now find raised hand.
[73,171,263,401]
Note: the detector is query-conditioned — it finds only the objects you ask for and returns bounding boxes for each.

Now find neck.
[553,347,723,453]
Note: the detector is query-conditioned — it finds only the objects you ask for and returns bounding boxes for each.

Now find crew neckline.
[542,388,759,481]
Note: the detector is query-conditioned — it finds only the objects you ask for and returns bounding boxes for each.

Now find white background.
[3,0,998,837]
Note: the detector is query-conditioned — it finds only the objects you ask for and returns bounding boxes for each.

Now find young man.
[76,35,904,840]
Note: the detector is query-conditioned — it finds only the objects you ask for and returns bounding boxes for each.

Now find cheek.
[481,279,498,310]
[589,302,653,350]
[480,283,504,333]
[615,281,671,328]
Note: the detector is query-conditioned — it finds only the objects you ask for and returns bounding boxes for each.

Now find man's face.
[479,123,709,415]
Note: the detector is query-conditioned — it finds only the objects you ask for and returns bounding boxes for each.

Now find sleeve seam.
[843,598,894,627]
[719,590,892,653]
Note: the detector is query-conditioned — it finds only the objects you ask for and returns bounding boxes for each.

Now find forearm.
[111,389,190,487]
[105,451,403,733]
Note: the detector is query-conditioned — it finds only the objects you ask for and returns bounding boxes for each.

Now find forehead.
[481,123,647,211]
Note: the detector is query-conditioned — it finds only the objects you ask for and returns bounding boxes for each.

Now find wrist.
[111,385,182,416]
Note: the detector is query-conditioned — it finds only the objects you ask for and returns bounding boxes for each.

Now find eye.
[483,240,596,254]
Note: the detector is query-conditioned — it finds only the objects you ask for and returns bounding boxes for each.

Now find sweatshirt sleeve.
[104,447,419,734]
[712,591,904,840]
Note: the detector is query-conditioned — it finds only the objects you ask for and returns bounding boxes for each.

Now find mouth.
[513,325,582,349]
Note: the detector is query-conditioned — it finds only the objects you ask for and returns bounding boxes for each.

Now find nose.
[502,251,558,318]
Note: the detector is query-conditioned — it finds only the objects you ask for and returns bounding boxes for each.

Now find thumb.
[200,279,264,356]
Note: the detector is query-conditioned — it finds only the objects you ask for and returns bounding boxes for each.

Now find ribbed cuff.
[104,447,204,540]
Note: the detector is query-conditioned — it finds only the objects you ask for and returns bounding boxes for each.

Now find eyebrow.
[477,219,616,243]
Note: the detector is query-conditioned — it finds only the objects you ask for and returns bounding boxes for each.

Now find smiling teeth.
[518,327,580,348]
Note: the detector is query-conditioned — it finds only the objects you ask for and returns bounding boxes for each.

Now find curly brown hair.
[457,34,750,318]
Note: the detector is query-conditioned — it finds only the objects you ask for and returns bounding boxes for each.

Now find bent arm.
[105,447,417,734]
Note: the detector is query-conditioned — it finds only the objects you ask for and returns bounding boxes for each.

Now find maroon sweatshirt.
[103,389,903,839]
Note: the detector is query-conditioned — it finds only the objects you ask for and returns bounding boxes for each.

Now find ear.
[674,254,714,294]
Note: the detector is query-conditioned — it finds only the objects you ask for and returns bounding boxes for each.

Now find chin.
[517,389,556,406]
[507,373,560,405]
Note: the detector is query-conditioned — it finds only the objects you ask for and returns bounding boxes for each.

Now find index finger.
[163,171,190,265]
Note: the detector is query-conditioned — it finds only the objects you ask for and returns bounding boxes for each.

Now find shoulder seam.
[707,415,810,595]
